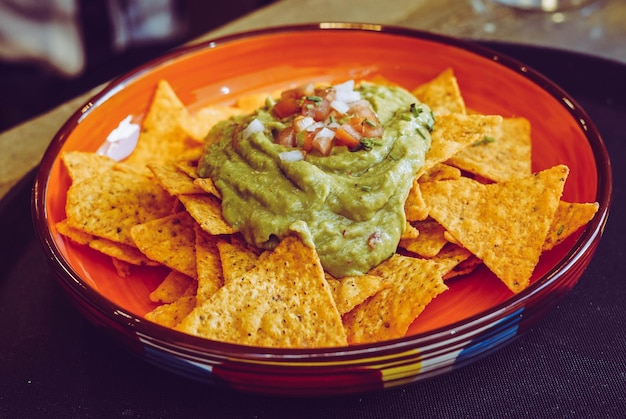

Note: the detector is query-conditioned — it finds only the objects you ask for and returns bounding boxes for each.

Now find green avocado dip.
[197,81,433,278]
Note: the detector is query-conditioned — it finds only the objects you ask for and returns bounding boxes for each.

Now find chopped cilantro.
[363,118,377,127]
[410,103,422,117]
[472,135,496,146]
[359,137,382,151]
[307,95,323,105]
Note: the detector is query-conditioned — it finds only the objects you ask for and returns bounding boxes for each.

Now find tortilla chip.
[443,255,483,280]
[150,270,196,303]
[57,219,159,267]
[447,117,532,182]
[421,165,569,293]
[326,274,389,315]
[420,163,462,183]
[399,218,449,258]
[130,211,198,278]
[543,201,599,251]
[123,80,195,171]
[180,104,244,142]
[430,244,477,280]
[88,239,159,266]
[111,258,132,278]
[146,295,197,328]
[236,88,283,113]
[193,177,222,199]
[401,221,419,240]
[217,238,262,284]
[61,151,117,183]
[424,113,503,174]
[342,254,449,344]
[413,68,467,116]
[178,194,236,235]
[404,180,429,222]
[194,225,224,302]
[65,170,176,246]
[176,236,347,348]
[148,162,205,195]
[56,219,93,244]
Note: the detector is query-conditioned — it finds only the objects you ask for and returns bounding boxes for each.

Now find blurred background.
[0,0,276,132]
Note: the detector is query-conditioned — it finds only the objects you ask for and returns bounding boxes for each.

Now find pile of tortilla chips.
[56,69,598,348]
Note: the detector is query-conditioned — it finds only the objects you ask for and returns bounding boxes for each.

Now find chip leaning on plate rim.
[53,67,599,348]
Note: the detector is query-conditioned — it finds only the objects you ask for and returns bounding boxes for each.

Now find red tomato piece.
[276,126,296,147]
[335,123,362,149]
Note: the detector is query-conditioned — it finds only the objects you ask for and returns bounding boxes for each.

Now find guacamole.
[198,82,433,278]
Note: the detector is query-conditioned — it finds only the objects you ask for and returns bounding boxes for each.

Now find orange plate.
[34,24,610,396]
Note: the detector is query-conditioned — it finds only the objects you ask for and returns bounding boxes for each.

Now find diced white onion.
[313,128,335,155]
[334,80,355,92]
[315,127,335,141]
[242,118,265,140]
[306,121,325,132]
[279,150,305,162]
[294,116,315,132]
[330,99,350,114]
[335,89,361,103]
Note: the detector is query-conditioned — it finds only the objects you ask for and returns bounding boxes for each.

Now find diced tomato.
[348,100,378,121]
[301,130,316,153]
[348,116,384,139]
[312,127,335,156]
[272,85,313,119]
[270,81,384,155]
[276,126,296,147]
[335,123,362,149]
[273,97,300,119]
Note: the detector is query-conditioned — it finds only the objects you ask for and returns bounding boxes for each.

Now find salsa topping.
[267,80,385,156]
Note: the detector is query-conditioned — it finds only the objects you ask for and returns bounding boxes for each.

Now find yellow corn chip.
[57,219,159,267]
[194,225,224,302]
[130,211,198,278]
[193,177,222,199]
[123,80,195,171]
[236,88,283,113]
[148,162,205,195]
[180,104,244,142]
[146,295,197,328]
[443,255,482,280]
[543,201,599,251]
[424,113,503,174]
[421,165,569,293]
[326,274,389,315]
[401,221,419,240]
[217,238,261,284]
[430,244,477,280]
[150,270,196,304]
[420,163,462,183]
[343,254,449,344]
[65,170,176,246]
[88,239,160,266]
[56,219,93,244]
[413,68,467,116]
[404,180,429,222]
[178,194,236,235]
[447,117,532,182]
[176,236,347,348]
[61,151,117,183]
[111,258,132,278]
[399,218,448,258]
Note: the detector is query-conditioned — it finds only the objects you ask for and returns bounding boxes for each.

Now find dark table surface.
[1,41,625,418]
